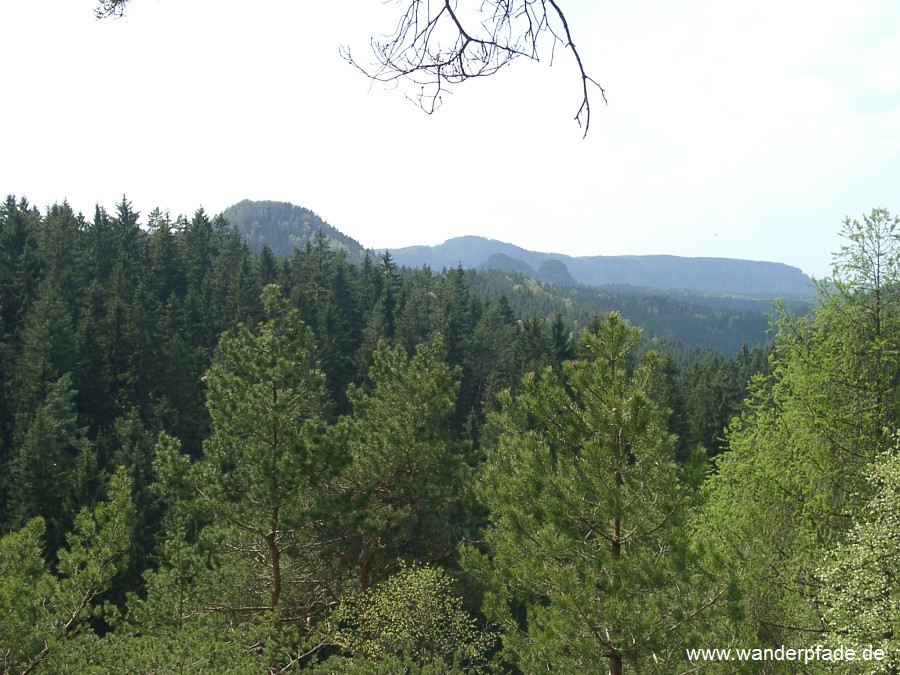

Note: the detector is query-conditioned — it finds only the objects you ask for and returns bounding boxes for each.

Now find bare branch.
[546,0,607,136]
[94,0,130,20]
[97,1,605,134]
[342,0,604,134]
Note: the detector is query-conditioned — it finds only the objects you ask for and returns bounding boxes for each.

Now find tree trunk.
[266,530,281,612]
[610,653,623,675]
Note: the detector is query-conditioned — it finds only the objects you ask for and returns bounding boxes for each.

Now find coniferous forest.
[0,195,897,673]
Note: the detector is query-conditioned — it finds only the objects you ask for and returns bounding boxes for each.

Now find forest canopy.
[0,195,897,672]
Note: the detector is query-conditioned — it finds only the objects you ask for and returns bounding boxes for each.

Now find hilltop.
[221,199,366,262]
[221,201,813,299]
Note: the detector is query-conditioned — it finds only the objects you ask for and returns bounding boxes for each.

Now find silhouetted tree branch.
[342,0,605,136]
[95,0,604,135]
[94,0,128,19]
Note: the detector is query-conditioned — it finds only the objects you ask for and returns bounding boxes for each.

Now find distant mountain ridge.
[220,201,812,297]
[384,235,813,297]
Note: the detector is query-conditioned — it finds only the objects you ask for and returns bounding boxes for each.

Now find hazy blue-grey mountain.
[386,236,813,296]
[388,236,549,272]
[221,202,812,297]
[483,252,536,277]
[482,252,578,287]
[537,259,577,287]
[222,200,366,261]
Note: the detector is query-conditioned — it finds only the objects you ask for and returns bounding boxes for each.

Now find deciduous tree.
[818,441,900,674]
[699,209,900,650]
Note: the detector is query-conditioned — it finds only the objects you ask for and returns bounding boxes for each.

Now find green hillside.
[222,199,366,261]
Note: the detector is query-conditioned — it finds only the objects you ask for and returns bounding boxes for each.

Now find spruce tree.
[9,374,91,553]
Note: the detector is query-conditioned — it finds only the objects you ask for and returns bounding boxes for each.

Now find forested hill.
[386,235,813,296]
[222,199,366,261]
[223,201,813,297]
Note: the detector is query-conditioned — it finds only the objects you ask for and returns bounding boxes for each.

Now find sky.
[2,1,898,279]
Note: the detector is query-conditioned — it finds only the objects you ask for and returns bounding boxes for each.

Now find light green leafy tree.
[818,439,900,674]
[699,209,900,653]
[472,313,705,674]
[316,564,494,673]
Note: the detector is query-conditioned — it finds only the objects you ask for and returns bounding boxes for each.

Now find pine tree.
[472,313,701,673]
[37,201,88,313]
[143,285,336,663]
[0,195,42,338]
[147,207,187,302]
[13,278,77,435]
[183,207,217,290]
[288,233,360,413]
[257,244,282,286]
[329,337,471,588]
[0,467,134,673]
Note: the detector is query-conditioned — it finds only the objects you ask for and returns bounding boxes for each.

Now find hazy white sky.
[2,0,898,278]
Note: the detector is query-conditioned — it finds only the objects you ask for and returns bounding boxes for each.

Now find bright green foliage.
[818,441,900,673]
[0,467,134,673]
[67,432,271,673]
[331,337,470,587]
[320,564,494,672]
[825,208,900,447]
[0,517,59,671]
[56,466,135,619]
[700,209,900,650]
[474,313,699,673]
[67,625,267,674]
